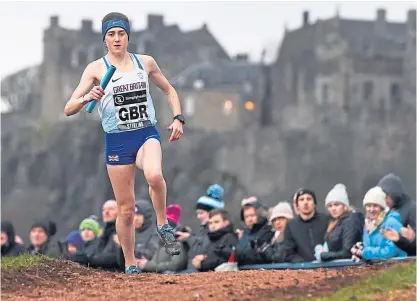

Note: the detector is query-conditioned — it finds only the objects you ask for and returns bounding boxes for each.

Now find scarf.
[365,211,386,234]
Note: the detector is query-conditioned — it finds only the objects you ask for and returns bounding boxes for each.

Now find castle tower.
[40,16,63,122]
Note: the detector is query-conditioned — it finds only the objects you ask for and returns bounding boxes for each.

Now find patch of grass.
[292,262,416,301]
[1,254,49,272]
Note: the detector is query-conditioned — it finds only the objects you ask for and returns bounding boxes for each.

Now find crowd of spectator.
[1,173,415,274]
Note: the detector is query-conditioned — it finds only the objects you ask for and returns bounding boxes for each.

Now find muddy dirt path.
[1,260,411,301]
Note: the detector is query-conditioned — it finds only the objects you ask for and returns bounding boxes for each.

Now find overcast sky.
[0,1,415,78]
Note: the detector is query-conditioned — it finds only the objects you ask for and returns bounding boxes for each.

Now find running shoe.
[157,223,181,255]
[125,265,140,274]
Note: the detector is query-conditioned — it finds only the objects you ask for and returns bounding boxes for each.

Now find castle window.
[223,100,233,116]
[363,81,373,100]
[78,51,88,67]
[184,96,195,116]
[390,83,401,103]
[284,64,293,91]
[321,83,329,103]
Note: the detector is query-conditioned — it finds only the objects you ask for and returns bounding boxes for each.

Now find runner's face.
[105,28,128,53]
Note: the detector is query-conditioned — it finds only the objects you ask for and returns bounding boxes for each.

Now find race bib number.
[113,90,151,130]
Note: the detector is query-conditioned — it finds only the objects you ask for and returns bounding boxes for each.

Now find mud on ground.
[1,259,414,301]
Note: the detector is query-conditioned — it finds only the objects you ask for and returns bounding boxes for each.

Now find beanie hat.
[31,221,57,237]
[65,230,84,249]
[295,188,317,205]
[196,184,225,212]
[325,184,350,207]
[196,196,225,212]
[79,216,101,236]
[207,184,224,201]
[166,204,182,226]
[269,202,294,222]
[363,187,387,210]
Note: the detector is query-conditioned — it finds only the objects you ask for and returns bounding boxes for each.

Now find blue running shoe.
[125,265,139,274]
[157,223,181,256]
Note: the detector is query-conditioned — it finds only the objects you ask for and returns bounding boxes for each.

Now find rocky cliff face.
[1,119,247,240]
[2,101,415,241]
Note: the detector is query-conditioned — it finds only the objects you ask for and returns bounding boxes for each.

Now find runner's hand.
[86,86,105,102]
[168,119,183,142]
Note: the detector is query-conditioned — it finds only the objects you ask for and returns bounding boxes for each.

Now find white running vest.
[98,53,157,133]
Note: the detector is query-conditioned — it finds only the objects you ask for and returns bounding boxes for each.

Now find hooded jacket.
[1,221,26,257]
[377,173,416,255]
[133,200,159,260]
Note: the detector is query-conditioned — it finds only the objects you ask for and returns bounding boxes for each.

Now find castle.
[270,9,416,132]
[1,10,416,132]
[1,9,416,237]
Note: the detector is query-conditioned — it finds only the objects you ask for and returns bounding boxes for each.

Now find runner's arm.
[64,63,96,116]
[146,56,182,117]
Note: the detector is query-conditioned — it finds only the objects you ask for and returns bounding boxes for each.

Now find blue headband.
[102,19,130,41]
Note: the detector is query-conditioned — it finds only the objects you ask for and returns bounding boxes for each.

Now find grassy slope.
[1,254,49,272]
[293,261,416,301]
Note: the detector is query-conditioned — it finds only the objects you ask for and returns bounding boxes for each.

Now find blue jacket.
[362,211,407,260]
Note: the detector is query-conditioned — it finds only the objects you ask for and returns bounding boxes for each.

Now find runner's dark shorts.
[105,126,161,165]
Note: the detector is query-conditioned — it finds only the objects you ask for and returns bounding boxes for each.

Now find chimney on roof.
[235,53,249,62]
[375,9,386,35]
[81,19,93,32]
[303,11,309,26]
[407,9,416,32]
[148,14,164,32]
[50,16,59,27]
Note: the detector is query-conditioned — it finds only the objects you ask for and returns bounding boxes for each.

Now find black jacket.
[235,216,274,265]
[27,239,64,258]
[281,212,329,263]
[87,221,121,271]
[199,224,238,272]
[1,221,26,257]
[186,225,212,270]
[320,212,364,261]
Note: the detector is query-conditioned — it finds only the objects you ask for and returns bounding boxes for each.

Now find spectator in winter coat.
[269,202,294,244]
[191,209,238,272]
[1,221,26,257]
[27,221,63,258]
[351,187,407,260]
[377,173,416,256]
[236,198,272,248]
[67,215,101,263]
[280,189,329,263]
[74,200,121,271]
[137,204,187,273]
[102,199,118,223]
[132,200,160,260]
[233,199,274,265]
[116,200,162,269]
[258,201,294,264]
[194,184,225,236]
[315,184,364,262]
[175,184,225,268]
[64,231,84,255]
[79,215,101,256]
